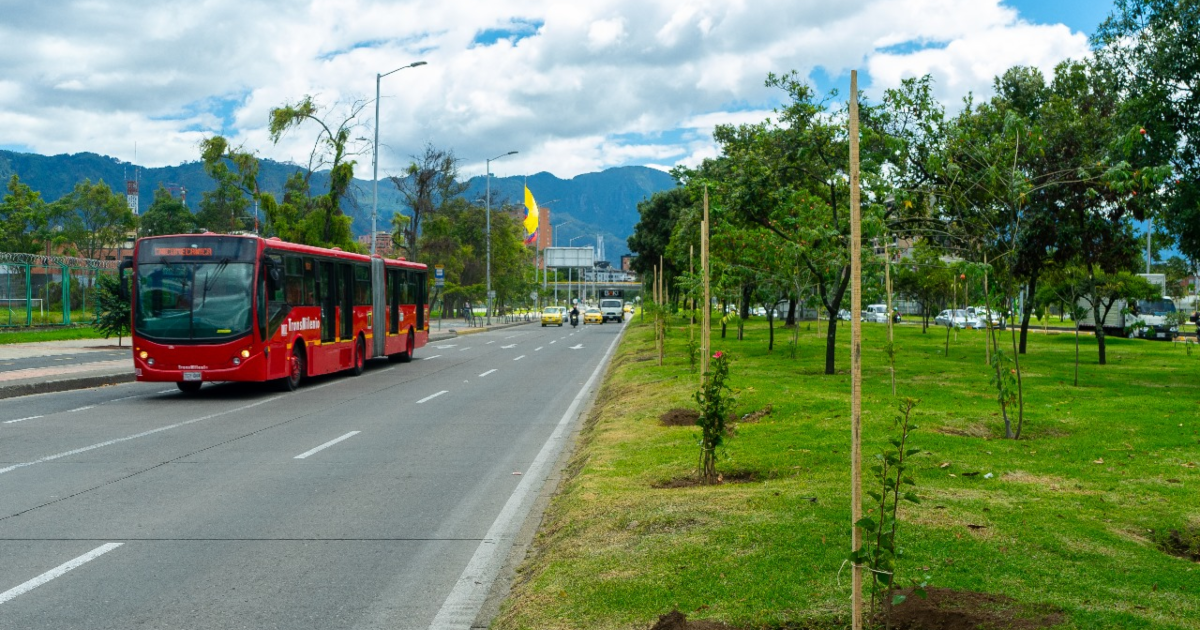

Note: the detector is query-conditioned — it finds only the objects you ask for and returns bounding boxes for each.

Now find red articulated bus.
[119,234,429,393]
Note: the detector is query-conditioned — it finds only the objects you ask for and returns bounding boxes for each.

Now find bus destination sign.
[152,247,213,257]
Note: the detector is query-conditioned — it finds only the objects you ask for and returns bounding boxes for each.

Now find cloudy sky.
[0,0,1113,181]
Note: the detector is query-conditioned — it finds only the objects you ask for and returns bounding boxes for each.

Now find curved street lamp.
[486,150,518,324]
[371,60,427,257]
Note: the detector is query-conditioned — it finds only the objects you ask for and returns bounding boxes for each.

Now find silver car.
[935,309,979,329]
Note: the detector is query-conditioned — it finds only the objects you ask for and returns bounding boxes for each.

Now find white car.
[935,309,979,329]
[863,304,891,323]
[967,305,1005,327]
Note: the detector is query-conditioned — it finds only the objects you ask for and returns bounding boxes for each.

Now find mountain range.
[0,149,678,263]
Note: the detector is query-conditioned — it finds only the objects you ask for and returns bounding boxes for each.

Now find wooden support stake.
[700,187,705,379]
[849,69,864,630]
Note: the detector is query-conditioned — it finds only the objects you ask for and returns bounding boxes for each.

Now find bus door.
[416,270,427,330]
[340,263,354,341]
[320,261,337,344]
[264,254,289,377]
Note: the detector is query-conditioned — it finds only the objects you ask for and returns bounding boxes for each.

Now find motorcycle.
[570,310,579,328]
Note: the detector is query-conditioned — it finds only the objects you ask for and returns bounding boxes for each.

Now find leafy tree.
[390,143,467,261]
[54,179,135,261]
[199,96,366,251]
[1095,0,1200,264]
[196,163,251,233]
[267,96,364,249]
[0,174,56,254]
[93,272,130,346]
[706,72,887,374]
[628,186,692,282]
[138,185,197,237]
[893,242,952,332]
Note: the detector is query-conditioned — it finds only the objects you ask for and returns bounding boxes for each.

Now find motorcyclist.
[569,304,580,327]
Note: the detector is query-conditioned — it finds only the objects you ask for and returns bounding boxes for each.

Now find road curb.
[0,372,137,400]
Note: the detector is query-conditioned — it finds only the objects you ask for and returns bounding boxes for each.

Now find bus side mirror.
[117,259,132,300]
[264,257,282,287]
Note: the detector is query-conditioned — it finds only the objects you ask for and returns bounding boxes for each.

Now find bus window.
[303,258,317,305]
[355,264,371,306]
[284,256,305,306]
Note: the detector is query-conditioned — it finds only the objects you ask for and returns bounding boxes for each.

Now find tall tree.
[55,179,135,261]
[0,174,55,254]
[708,73,886,374]
[266,95,366,250]
[196,162,251,233]
[139,185,197,237]
[1095,0,1200,263]
[389,143,466,261]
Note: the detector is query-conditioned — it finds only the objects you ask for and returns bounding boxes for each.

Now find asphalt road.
[0,349,129,375]
[0,321,624,630]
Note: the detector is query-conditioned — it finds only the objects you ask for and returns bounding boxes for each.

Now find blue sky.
[0,1,1116,180]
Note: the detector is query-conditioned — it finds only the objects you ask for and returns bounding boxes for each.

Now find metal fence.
[0,252,119,327]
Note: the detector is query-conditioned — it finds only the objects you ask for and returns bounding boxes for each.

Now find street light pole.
[486,150,518,325]
[372,60,427,257]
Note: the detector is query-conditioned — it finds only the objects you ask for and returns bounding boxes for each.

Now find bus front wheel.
[282,346,305,391]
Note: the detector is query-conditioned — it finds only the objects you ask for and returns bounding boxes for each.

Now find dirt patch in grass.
[883,587,1065,630]
[653,470,761,488]
[933,423,994,438]
[660,408,700,427]
[1152,524,1200,562]
[647,609,732,630]
[738,404,772,423]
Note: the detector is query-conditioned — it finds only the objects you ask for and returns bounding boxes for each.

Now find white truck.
[1077,273,1179,340]
[600,298,624,323]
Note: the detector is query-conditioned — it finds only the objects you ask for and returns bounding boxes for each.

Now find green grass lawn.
[0,326,106,345]
[494,317,1199,630]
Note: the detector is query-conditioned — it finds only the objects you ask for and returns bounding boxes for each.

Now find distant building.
[356,231,395,257]
[620,255,634,272]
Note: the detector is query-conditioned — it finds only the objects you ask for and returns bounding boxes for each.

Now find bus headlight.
[241,349,250,358]
[139,351,148,360]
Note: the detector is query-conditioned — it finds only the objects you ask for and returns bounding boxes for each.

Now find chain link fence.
[0,252,119,327]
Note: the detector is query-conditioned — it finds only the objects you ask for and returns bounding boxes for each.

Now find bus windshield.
[135,260,255,342]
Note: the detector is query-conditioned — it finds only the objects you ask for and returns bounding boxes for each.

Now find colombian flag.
[523,186,539,237]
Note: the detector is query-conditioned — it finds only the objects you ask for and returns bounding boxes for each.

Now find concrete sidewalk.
[0,316,535,400]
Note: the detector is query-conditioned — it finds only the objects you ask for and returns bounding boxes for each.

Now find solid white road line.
[417,390,449,404]
[67,405,95,413]
[427,320,625,630]
[294,431,361,459]
[423,355,442,361]
[3,416,43,424]
[0,396,281,476]
[513,355,525,361]
[0,543,123,605]
[479,369,497,378]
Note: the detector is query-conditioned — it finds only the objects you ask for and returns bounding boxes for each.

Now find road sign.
[434,265,445,287]
[487,290,496,299]
[530,290,538,300]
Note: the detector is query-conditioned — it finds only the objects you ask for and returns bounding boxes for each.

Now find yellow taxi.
[583,307,603,325]
[541,306,566,327]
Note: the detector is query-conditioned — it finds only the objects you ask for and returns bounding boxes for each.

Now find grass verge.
[0,326,107,345]
[494,315,1199,629]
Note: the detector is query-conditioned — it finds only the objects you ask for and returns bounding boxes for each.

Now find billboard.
[544,246,594,268]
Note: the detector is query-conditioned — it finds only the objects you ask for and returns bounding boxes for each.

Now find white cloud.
[0,0,1097,180]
